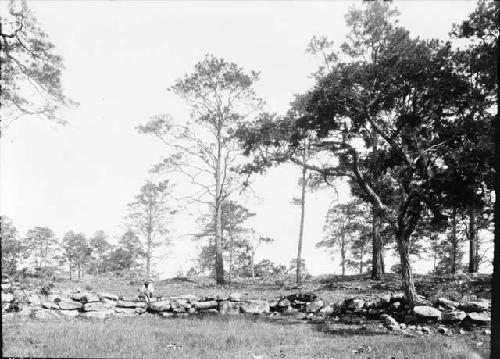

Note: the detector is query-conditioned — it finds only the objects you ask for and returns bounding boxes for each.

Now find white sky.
[1,1,483,278]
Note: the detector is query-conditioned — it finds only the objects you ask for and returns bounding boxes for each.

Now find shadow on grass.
[311,320,390,337]
[184,312,389,338]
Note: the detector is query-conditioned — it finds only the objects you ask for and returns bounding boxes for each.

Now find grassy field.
[50,274,401,302]
[49,272,491,304]
[2,315,487,359]
[4,274,490,358]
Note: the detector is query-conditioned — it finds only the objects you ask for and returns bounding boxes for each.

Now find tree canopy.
[0,0,75,132]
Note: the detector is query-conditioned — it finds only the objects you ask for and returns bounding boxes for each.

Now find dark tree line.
[236,1,496,304]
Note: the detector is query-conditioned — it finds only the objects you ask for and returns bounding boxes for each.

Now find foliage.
[194,200,255,275]
[194,200,273,279]
[89,230,111,275]
[1,216,25,274]
[195,200,255,245]
[138,54,263,284]
[125,180,175,277]
[0,0,75,131]
[318,199,371,275]
[451,0,498,97]
[61,231,91,278]
[253,259,287,283]
[288,258,310,282]
[281,1,481,304]
[105,229,146,271]
[24,226,58,269]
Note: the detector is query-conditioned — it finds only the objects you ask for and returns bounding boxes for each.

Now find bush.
[391,263,402,274]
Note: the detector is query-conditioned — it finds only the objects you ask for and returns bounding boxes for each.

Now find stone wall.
[1,278,491,335]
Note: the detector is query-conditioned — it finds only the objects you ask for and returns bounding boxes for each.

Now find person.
[139,280,154,302]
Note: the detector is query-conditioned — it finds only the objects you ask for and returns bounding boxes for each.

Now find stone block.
[240,300,270,314]
[442,311,467,322]
[59,310,80,317]
[117,300,147,309]
[413,306,441,320]
[83,302,108,312]
[149,300,171,312]
[219,300,241,315]
[58,301,82,310]
[229,293,243,302]
[2,293,14,303]
[42,301,59,310]
[98,292,119,301]
[305,300,324,313]
[194,300,218,310]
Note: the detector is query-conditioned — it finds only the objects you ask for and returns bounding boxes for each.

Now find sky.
[0,0,485,278]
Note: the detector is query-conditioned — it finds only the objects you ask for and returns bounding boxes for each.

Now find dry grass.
[51,275,390,303]
[6,274,488,358]
[2,315,487,359]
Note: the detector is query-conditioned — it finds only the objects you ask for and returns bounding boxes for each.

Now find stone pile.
[1,277,491,334]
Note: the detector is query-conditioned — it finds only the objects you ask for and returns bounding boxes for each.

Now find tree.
[429,108,494,274]
[0,0,74,132]
[288,258,308,284]
[283,2,476,305]
[126,180,174,278]
[89,230,111,276]
[446,0,497,273]
[61,231,90,280]
[1,216,25,274]
[116,229,145,271]
[103,247,130,272]
[137,54,263,284]
[451,2,500,353]
[236,104,326,286]
[435,226,465,275]
[195,200,255,281]
[245,232,273,282]
[24,226,58,269]
[62,231,77,280]
[307,4,400,280]
[428,232,443,275]
[318,200,369,276]
[253,259,287,284]
[345,228,372,275]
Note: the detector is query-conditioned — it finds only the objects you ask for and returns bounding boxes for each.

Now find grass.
[50,275,395,303]
[2,315,487,359]
[6,274,490,358]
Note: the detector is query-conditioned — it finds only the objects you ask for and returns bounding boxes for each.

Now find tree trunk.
[371,207,384,279]
[451,207,457,274]
[370,126,384,279]
[228,236,233,283]
[296,162,307,286]
[146,233,151,279]
[214,132,224,285]
[468,205,478,273]
[397,230,418,305]
[69,260,72,281]
[359,242,364,274]
[433,244,437,275]
[341,231,346,277]
[381,253,385,274]
[251,249,255,283]
[78,263,81,280]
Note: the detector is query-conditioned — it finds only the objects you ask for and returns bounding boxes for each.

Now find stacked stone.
[0,277,492,333]
[329,292,491,334]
